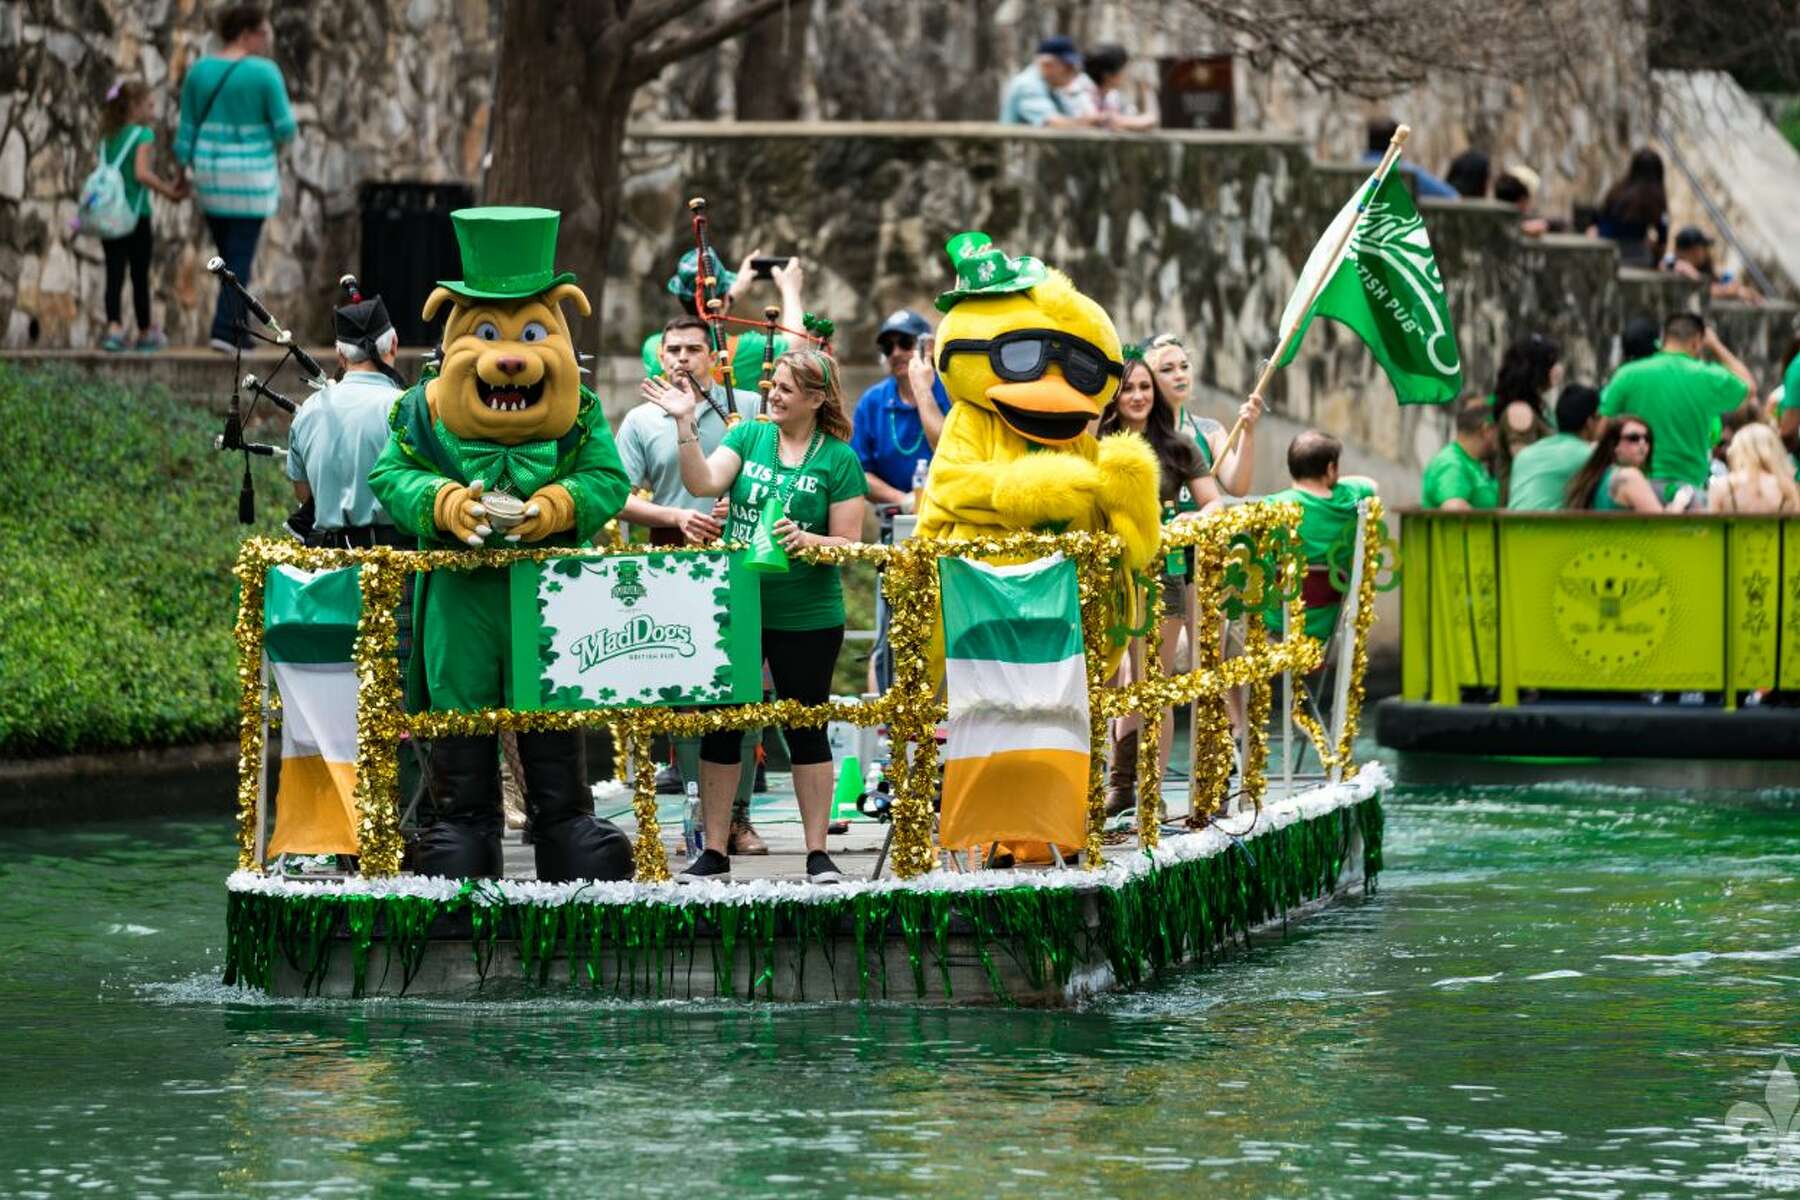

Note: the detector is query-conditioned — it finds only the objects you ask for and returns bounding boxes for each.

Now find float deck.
[225,771,1387,1006]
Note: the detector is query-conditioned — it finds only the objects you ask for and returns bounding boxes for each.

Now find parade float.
[217,217,1393,1001]
[221,503,1388,1004]
[1375,509,1800,763]
[215,120,1472,1004]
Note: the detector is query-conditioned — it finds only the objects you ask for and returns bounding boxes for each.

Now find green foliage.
[1781,100,1800,155]
[0,364,287,756]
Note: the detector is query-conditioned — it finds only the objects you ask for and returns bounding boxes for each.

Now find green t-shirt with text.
[722,420,866,630]
[1419,441,1498,509]
[1599,350,1748,488]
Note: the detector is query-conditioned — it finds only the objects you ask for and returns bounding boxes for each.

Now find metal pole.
[254,653,271,867]
[1328,503,1370,782]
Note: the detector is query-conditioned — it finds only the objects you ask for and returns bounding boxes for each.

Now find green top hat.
[667,247,736,302]
[934,231,1049,314]
[436,206,577,301]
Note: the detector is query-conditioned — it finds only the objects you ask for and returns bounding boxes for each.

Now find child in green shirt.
[96,82,187,352]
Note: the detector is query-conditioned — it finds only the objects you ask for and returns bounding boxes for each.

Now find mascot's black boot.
[519,731,634,883]
[415,735,505,879]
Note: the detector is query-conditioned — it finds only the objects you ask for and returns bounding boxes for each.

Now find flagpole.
[1214,124,1412,468]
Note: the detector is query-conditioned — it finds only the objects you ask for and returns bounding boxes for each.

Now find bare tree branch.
[616,0,712,48]
[628,0,793,86]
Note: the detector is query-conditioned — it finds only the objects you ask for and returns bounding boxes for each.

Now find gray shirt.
[616,384,761,511]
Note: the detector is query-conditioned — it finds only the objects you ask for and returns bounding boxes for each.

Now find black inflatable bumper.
[1374,698,1800,760]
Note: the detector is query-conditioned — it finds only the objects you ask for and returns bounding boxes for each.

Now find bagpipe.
[209,256,328,524]
[685,196,836,411]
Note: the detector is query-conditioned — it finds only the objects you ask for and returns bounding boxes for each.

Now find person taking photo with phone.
[850,309,951,513]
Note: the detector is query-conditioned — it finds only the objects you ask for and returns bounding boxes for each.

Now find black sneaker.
[806,850,843,885]
[677,848,730,883]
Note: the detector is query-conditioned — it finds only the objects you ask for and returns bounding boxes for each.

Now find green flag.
[1275,165,1462,404]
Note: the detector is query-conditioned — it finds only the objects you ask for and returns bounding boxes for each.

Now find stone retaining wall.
[617,123,1795,483]
[0,0,497,350]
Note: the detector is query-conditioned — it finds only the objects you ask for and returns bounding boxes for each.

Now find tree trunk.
[733,0,813,120]
[484,2,631,356]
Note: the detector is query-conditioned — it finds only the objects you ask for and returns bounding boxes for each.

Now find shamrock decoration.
[1221,532,1276,619]
[1327,518,1402,593]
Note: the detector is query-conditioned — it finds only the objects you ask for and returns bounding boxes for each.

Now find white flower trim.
[228,764,1388,909]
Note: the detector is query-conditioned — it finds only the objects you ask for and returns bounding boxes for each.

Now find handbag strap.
[191,58,247,144]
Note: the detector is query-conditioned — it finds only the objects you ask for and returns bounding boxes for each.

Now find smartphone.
[749,256,789,280]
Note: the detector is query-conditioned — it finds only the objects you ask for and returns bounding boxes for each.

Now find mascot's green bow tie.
[437,424,561,499]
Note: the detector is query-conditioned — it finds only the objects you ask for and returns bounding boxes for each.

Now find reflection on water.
[2,780,1797,1197]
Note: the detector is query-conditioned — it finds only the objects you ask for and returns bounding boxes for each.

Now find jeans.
[205,214,265,345]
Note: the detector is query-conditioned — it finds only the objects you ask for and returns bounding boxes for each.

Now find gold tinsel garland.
[629,732,668,882]
[1241,616,1273,812]
[1281,498,1386,779]
[230,505,1339,881]
[350,560,408,875]
[1334,498,1385,772]
[1133,570,1166,851]
[1073,548,1120,868]
[231,555,269,871]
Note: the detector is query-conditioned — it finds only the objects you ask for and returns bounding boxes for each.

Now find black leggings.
[102,214,153,329]
[701,626,843,766]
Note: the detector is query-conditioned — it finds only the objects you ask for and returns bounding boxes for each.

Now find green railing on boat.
[1399,511,1800,710]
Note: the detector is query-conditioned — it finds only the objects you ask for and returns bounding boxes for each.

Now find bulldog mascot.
[370,206,633,882]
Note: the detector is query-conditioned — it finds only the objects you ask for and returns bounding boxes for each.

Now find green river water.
[2,774,1797,1198]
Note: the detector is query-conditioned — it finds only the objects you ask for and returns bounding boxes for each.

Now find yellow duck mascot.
[918,231,1161,629]
[918,232,1161,860]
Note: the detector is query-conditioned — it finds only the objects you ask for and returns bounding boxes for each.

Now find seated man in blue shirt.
[850,309,951,513]
[999,36,1103,127]
[1362,116,1459,200]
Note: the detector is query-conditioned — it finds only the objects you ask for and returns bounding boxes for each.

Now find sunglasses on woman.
[878,334,916,356]
[936,328,1124,396]
[1620,431,1649,444]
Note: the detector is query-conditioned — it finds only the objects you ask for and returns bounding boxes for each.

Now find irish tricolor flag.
[1274,148,1463,404]
[263,565,362,858]
[938,555,1090,852]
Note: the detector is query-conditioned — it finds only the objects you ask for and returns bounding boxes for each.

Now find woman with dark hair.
[1097,356,1221,814]
[651,349,868,884]
[1564,415,1667,512]
[1595,148,1670,267]
[1080,43,1157,131]
[1492,332,1562,492]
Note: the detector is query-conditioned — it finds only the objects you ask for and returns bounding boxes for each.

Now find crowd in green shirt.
[1417,316,1774,513]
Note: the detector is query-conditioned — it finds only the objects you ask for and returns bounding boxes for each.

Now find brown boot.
[729,820,769,855]
[1105,728,1139,816]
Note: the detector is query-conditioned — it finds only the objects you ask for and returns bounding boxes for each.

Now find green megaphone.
[744,495,790,574]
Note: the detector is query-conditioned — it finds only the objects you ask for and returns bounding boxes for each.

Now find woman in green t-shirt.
[650,349,868,884]
[96,82,186,352]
